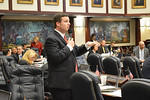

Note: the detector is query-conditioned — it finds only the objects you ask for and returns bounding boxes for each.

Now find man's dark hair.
[53,13,69,28]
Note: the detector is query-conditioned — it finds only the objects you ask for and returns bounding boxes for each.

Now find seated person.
[133,41,149,63]
[22,43,30,53]
[88,43,100,56]
[11,45,24,63]
[11,46,17,54]
[108,42,115,53]
[19,49,38,66]
[3,48,12,56]
[97,40,109,54]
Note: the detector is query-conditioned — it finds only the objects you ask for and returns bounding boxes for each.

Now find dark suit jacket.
[11,52,24,63]
[45,30,88,89]
[97,45,109,54]
[135,0,144,6]
[108,45,115,53]
[19,60,30,65]
[72,0,80,3]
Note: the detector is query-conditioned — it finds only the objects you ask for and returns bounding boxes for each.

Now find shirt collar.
[54,29,65,38]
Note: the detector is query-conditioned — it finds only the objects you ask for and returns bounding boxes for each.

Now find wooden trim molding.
[85,17,91,42]
[0,15,3,51]
[135,18,141,45]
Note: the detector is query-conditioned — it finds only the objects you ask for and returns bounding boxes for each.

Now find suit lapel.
[54,30,67,45]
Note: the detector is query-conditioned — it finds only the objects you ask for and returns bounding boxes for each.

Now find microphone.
[124,68,131,79]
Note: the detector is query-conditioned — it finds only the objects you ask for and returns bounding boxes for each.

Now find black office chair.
[121,78,150,100]
[87,53,103,73]
[103,56,122,76]
[8,65,45,100]
[79,70,104,100]
[70,71,104,100]
[0,89,11,100]
[123,56,143,78]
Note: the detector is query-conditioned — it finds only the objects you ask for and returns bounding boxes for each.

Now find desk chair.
[123,56,143,78]
[87,53,103,73]
[103,56,122,76]
[70,71,104,100]
[0,89,11,100]
[8,65,45,100]
[121,79,150,100]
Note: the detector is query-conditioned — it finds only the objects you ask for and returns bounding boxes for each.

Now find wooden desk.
[99,84,122,100]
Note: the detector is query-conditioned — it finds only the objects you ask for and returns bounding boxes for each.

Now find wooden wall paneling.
[0,16,3,51]
[85,17,91,42]
[135,18,141,45]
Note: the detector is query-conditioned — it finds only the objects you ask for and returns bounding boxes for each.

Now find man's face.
[17,46,23,55]
[56,16,70,33]
[12,48,17,54]
[101,41,106,46]
[139,43,145,50]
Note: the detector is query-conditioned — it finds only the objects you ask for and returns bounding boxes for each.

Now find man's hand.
[67,38,74,48]
[86,41,100,47]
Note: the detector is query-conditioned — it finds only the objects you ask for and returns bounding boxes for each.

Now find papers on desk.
[98,84,122,97]
[101,53,111,57]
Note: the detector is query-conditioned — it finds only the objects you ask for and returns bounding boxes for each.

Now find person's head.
[54,13,70,33]
[33,36,39,43]
[17,45,23,55]
[139,41,145,50]
[101,40,106,46]
[11,47,17,54]
[22,43,28,50]
[110,42,114,47]
[22,49,38,65]
[3,49,12,56]
[91,34,96,41]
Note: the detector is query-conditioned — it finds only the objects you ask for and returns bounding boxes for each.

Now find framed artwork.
[92,0,103,7]
[90,21,130,43]
[70,0,82,6]
[112,0,122,8]
[17,0,33,4]
[132,0,146,8]
[45,0,59,5]
[0,0,4,3]
[2,20,53,47]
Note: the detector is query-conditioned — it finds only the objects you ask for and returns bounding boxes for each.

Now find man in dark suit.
[135,0,144,6]
[11,45,24,63]
[133,41,149,63]
[72,0,80,3]
[45,13,96,100]
[108,42,115,53]
[94,0,101,5]
[97,40,109,54]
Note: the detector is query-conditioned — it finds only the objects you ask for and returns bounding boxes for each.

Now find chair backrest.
[123,56,142,78]
[0,56,18,84]
[87,53,103,73]
[70,72,104,100]
[121,78,150,100]
[79,70,104,100]
[0,89,11,100]
[9,65,44,100]
[103,56,121,75]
